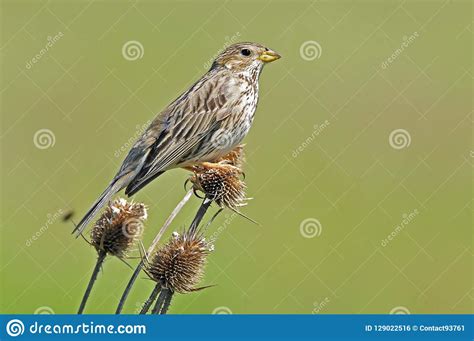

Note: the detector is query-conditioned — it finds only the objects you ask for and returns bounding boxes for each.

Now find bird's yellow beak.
[258,50,281,63]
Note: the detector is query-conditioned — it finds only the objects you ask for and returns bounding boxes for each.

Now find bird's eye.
[240,48,251,56]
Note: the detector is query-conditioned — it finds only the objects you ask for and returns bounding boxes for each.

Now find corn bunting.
[74,42,281,235]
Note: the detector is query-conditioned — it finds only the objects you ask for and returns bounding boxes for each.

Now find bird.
[73,42,281,235]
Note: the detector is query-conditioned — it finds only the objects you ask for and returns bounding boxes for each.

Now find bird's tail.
[73,180,124,237]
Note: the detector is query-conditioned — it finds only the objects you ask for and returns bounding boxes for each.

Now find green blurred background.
[0,0,472,314]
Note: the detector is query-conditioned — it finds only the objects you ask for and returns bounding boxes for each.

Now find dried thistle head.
[215,145,245,168]
[189,162,246,209]
[147,231,213,293]
[90,198,147,258]
[188,146,247,209]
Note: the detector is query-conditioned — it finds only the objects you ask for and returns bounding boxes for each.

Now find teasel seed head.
[147,231,213,294]
[215,144,245,168]
[90,198,147,258]
[190,162,247,209]
[188,146,247,209]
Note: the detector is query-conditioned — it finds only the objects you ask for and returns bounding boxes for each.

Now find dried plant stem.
[146,197,212,315]
[77,250,106,314]
[151,288,174,315]
[115,260,143,314]
[115,189,193,314]
[139,284,161,314]
[149,189,194,253]
[189,197,213,236]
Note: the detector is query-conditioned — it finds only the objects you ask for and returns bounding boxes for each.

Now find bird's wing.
[124,69,238,196]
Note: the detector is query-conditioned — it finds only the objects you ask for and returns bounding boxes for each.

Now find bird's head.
[213,42,281,74]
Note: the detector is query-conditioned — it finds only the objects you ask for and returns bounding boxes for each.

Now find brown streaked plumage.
[74,42,281,235]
